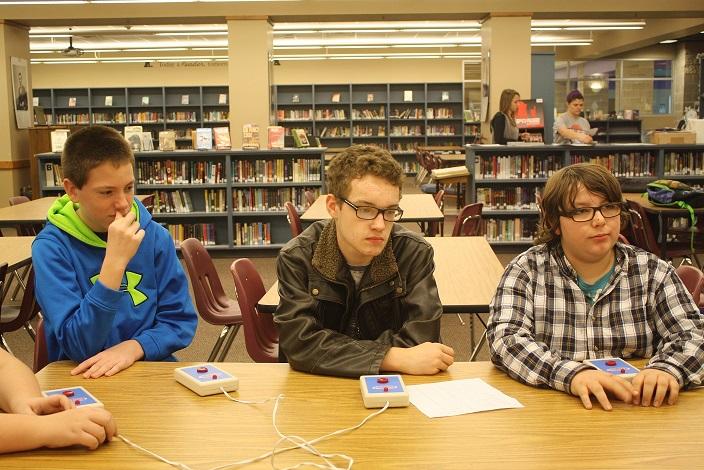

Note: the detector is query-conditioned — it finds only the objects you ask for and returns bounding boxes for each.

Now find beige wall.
[0,22,31,208]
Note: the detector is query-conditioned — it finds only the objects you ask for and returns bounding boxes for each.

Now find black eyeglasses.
[562,202,624,222]
[341,198,404,222]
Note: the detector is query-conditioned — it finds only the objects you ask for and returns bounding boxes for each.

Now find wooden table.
[259,236,503,314]
[4,360,701,469]
[301,194,443,223]
[623,192,704,258]
[0,236,35,271]
[0,195,151,228]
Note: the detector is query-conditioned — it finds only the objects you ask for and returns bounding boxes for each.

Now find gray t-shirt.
[553,112,591,144]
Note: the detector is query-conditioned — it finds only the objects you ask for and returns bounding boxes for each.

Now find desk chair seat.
[34,317,48,372]
[180,238,243,362]
[285,201,303,237]
[1,266,40,354]
[675,265,704,309]
[230,258,278,363]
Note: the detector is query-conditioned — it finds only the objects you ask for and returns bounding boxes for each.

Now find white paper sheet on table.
[408,378,523,418]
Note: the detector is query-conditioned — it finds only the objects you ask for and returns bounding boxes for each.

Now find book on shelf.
[68,97,77,107]
[44,162,54,187]
[213,126,232,150]
[291,128,310,148]
[140,132,154,151]
[141,96,150,105]
[331,92,341,103]
[124,125,144,151]
[158,130,177,151]
[194,128,213,150]
[32,96,39,107]
[181,94,190,105]
[367,93,375,103]
[50,129,70,152]
[241,124,259,150]
[268,126,285,149]
[105,95,113,106]
[441,91,450,102]
[403,90,413,102]
[292,94,300,104]
[218,93,227,105]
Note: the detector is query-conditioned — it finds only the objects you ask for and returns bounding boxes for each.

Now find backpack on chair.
[646,179,704,251]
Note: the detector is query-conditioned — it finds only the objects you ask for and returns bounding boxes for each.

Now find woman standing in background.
[491,89,530,145]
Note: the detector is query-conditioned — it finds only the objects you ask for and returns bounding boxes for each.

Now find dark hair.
[535,163,626,245]
[566,90,584,104]
[61,125,134,189]
[326,144,403,199]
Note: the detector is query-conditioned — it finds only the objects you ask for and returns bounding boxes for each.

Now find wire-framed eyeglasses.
[341,198,403,222]
[562,202,624,222]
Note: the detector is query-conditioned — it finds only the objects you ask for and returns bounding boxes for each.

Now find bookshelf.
[466,144,704,248]
[35,148,326,251]
[588,119,642,144]
[32,86,230,150]
[275,82,466,175]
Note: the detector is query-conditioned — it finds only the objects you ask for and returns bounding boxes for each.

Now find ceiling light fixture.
[659,39,677,44]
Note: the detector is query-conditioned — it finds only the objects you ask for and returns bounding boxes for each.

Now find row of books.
[165,111,198,122]
[390,108,424,119]
[234,222,272,246]
[319,127,350,138]
[475,187,542,210]
[315,109,346,120]
[570,153,656,177]
[203,111,229,122]
[93,112,126,123]
[353,125,386,137]
[129,112,163,123]
[54,113,90,124]
[232,187,319,212]
[277,109,312,121]
[152,189,226,214]
[167,223,218,247]
[400,161,420,174]
[43,162,64,187]
[231,159,322,183]
[390,125,423,136]
[352,107,386,119]
[474,155,563,179]
[391,142,421,151]
[482,217,538,242]
[663,152,704,176]
[426,108,456,119]
[427,125,460,136]
[136,160,225,184]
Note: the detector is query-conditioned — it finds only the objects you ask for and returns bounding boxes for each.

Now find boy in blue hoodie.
[33,125,197,379]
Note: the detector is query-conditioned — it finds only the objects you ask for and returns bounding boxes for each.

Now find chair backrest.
[285,201,302,237]
[625,200,659,255]
[0,263,7,304]
[452,202,483,236]
[427,189,446,237]
[8,196,42,236]
[304,190,317,208]
[180,237,235,324]
[34,317,48,372]
[229,258,278,363]
[0,266,40,334]
[675,265,704,307]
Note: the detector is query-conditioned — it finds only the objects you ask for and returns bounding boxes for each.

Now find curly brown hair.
[326,144,404,199]
[62,125,134,189]
[535,163,627,245]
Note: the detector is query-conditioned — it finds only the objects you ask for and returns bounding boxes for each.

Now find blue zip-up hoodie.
[32,195,197,363]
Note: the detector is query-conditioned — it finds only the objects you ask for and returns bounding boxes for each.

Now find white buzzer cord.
[117,434,194,470]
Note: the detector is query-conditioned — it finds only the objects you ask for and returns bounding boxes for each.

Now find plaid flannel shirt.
[488,242,704,394]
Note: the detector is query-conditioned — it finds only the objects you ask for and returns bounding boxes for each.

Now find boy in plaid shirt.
[488,163,704,410]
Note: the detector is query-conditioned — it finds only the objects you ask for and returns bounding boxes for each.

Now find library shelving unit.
[32,86,230,149]
[588,119,642,144]
[275,82,466,175]
[35,148,326,252]
[466,143,704,249]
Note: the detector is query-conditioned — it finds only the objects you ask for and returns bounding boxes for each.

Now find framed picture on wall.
[11,57,30,129]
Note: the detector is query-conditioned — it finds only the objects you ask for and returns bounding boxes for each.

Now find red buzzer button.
[62,390,75,397]
[212,374,218,380]
[74,400,80,406]
[377,377,389,384]
[384,386,389,392]
[197,367,208,373]
[620,368,626,374]
[605,360,617,366]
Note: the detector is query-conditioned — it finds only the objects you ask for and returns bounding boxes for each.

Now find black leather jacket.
[274,219,442,377]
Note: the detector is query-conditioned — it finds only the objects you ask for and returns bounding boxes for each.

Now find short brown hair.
[326,145,404,199]
[62,125,134,188]
[535,163,625,245]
